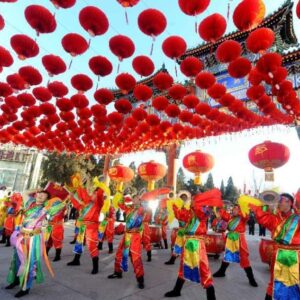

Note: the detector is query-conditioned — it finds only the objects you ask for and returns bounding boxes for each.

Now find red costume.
[154,205,168,249]
[98,206,115,253]
[142,207,152,253]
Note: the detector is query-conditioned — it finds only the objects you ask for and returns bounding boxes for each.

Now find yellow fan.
[112,192,123,209]
[238,195,264,217]
[167,197,184,223]
[93,177,111,200]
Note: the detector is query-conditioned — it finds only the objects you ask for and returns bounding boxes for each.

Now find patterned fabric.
[273,215,300,245]
[224,232,240,263]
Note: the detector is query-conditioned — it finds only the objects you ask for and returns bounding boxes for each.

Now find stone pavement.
[0,222,271,300]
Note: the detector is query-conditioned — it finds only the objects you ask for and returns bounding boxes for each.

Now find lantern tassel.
[117,182,124,192]
[96,75,100,91]
[194,174,201,185]
[125,9,129,25]
[194,16,198,34]
[265,168,274,182]
[150,35,156,56]
[68,58,73,70]
[147,180,155,191]
[174,58,178,77]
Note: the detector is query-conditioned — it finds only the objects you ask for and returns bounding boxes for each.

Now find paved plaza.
[0,222,271,300]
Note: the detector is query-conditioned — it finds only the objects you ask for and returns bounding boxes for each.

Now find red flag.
[45,182,69,200]
[193,188,223,208]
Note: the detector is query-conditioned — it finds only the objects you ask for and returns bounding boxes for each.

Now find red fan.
[25,5,57,35]
[10,34,39,60]
[48,81,68,97]
[132,55,155,77]
[117,0,140,24]
[42,54,67,76]
[109,35,135,72]
[199,14,226,43]
[71,74,93,93]
[216,40,242,63]
[246,28,275,54]
[228,57,252,78]
[133,84,153,102]
[115,98,132,114]
[178,0,210,32]
[19,66,43,86]
[94,88,114,105]
[138,9,167,55]
[79,6,109,37]
[50,0,76,9]
[115,73,136,94]
[0,46,13,69]
[180,56,203,79]
[0,14,5,31]
[7,73,29,90]
[153,72,174,91]
[33,87,52,102]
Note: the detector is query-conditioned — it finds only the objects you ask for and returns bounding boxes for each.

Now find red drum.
[171,227,178,248]
[259,238,277,264]
[114,223,125,235]
[149,225,162,244]
[204,233,226,257]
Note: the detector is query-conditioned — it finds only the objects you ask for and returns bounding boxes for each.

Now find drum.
[114,223,125,235]
[149,225,162,244]
[170,227,178,248]
[204,233,226,257]
[259,238,277,264]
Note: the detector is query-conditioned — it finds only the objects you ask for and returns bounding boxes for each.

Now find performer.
[0,196,8,244]
[44,202,66,262]
[165,191,190,265]
[70,209,80,244]
[213,204,258,287]
[211,208,227,235]
[154,200,168,249]
[3,193,23,247]
[98,206,115,254]
[250,193,300,300]
[142,204,152,262]
[108,193,145,289]
[5,190,66,298]
[165,192,216,299]
[66,186,104,275]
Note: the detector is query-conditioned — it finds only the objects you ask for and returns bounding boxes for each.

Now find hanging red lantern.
[71,94,89,109]
[132,55,155,77]
[50,0,76,9]
[183,94,199,109]
[153,72,174,90]
[19,66,43,86]
[33,87,52,102]
[117,0,140,24]
[62,33,89,57]
[195,72,216,89]
[60,111,75,121]
[180,56,203,78]
[48,81,68,97]
[10,34,39,60]
[7,73,28,90]
[208,83,227,99]
[25,5,57,35]
[256,53,282,75]
[152,96,169,111]
[183,150,214,184]
[162,35,187,60]
[40,103,56,115]
[132,107,147,121]
[56,98,74,112]
[115,98,132,114]
[138,161,167,191]
[138,9,167,54]
[0,46,13,69]
[216,40,242,63]
[297,0,300,19]
[115,73,136,94]
[17,93,36,107]
[133,84,153,102]
[233,0,265,31]
[91,104,106,118]
[0,82,13,97]
[246,85,265,101]
[89,56,113,77]
[0,14,4,31]
[42,54,67,76]
[94,88,114,105]
[146,114,160,127]
[79,6,109,37]
[248,68,264,86]
[198,13,227,43]
[165,104,181,118]
[168,84,187,100]
[248,141,290,181]
[108,111,123,126]
[108,164,134,191]
[71,74,93,93]
[179,110,193,123]
[246,28,275,54]
[228,57,252,78]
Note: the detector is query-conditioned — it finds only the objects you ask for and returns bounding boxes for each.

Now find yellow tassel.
[147,180,155,191]
[117,182,124,192]
[194,174,201,185]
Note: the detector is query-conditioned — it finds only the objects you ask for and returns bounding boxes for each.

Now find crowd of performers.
[0,182,299,300]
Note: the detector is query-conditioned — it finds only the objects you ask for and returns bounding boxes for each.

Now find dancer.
[213,204,258,287]
[108,193,146,289]
[250,193,300,300]
[154,200,168,249]
[142,204,152,262]
[5,189,66,298]
[66,186,104,274]
[0,195,8,244]
[98,206,115,254]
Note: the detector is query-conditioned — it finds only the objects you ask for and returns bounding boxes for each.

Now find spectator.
[248,212,256,235]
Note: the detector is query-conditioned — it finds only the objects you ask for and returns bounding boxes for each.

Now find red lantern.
[7,73,28,90]
[42,54,67,76]
[79,6,109,37]
[89,56,113,77]
[108,111,123,126]
[165,104,181,118]
[10,34,39,60]
[183,150,214,184]
[71,94,89,109]
[297,0,300,19]
[48,81,68,97]
[256,53,282,75]
[183,94,199,109]
[216,40,242,63]
[152,96,169,111]
[19,66,43,86]
[94,88,114,105]
[115,73,136,94]
[168,84,187,100]
[146,114,160,126]
[33,87,52,102]
[180,56,203,78]
[0,14,4,30]
[195,72,216,89]
[108,164,134,191]
[0,82,13,97]
[50,0,76,9]
[246,85,265,101]
[138,161,167,191]
[228,57,252,78]
[115,98,132,114]
[198,14,226,43]
[153,72,174,90]
[233,0,265,31]
[71,74,93,93]
[132,107,147,121]
[62,33,89,57]
[56,98,74,112]
[132,55,155,77]
[40,103,56,115]
[133,84,153,102]
[117,0,140,24]
[17,93,36,107]
[246,28,275,54]
[25,5,57,35]
[248,141,290,181]
[0,46,13,69]
[179,110,193,123]
[208,83,226,99]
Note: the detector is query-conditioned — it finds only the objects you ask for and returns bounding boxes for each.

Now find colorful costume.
[98,206,115,253]
[0,197,8,242]
[253,207,300,299]
[142,207,152,261]
[154,205,168,249]
[6,196,65,294]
